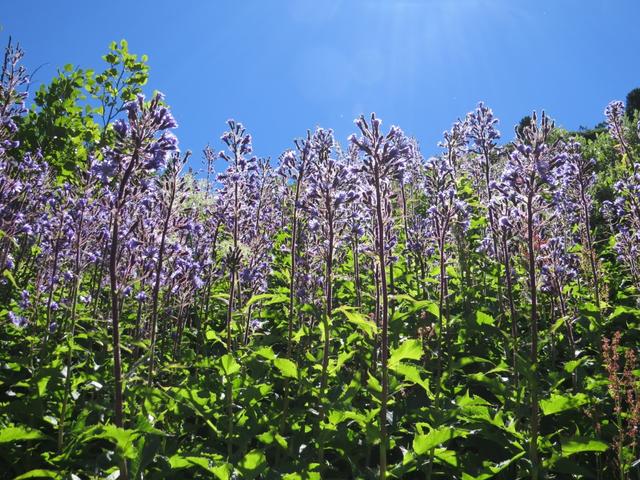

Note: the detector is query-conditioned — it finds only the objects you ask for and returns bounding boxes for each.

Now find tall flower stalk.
[305,128,356,464]
[466,103,503,314]
[277,135,311,433]
[217,119,257,458]
[420,147,468,480]
[350,113,411,480]
[499,112,561,479]
[605,101,634,166]
[422,152,468,379]
[148,153,189,385]
[95,92,177,479]
[557,139,601,307]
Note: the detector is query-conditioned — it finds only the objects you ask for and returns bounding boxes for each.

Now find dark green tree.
[625,87,640,117]
[516,115,531,138]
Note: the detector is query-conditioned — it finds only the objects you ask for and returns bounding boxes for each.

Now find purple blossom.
[603,162,640,288]
[8,311,27,328]
[605,100,634,161]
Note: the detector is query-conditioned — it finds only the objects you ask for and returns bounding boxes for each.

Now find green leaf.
[550,316,566,334]
[389,339,423,368]
[0,426,46,443]
[461,451,526,479]
[367,372,382,395]
[254,346,276,360]
[561,437,608,456]
[540,393,588,416]
[205,329,224,344]
[434,448,459,467]
[256,430,275,445]
[413,427,468,455]
[392,363,431,397]
[92,425,139,459]
[3,269,18,288]
[273,358,298,379]
[283,473,321,480]
[245,293,288,308]
[13,470,61,479]
[219,354,240,376]
[238,449,267,478]
[335,306,377,338]
[391,295,439,319]
[169,455,230,479]
[564,359,582,373]
[212,464,232,480]
[476,311,494,326]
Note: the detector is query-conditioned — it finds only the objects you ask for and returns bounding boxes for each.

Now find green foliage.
[3,38,640,480]
[625,87,640,116]
[15,39,149,179]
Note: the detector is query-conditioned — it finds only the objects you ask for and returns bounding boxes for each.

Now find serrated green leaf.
[476,310,494,326]
[334,306,377,338]
[254,346,276,360]
[219,354,240,376]
[561,437,608,456]
[238,449,267,473]
[0,426,46,443]
[13,470,61,479]
[540,393,588,416]
[413,427,468,455]
[273,357,298,379]
[389,339,423,368]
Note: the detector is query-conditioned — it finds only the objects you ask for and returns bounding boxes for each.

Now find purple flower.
[8,312,27,328]
[605,100,633,160]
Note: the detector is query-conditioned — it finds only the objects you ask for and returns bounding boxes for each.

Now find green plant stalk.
[400,183,413,295]
[57,209,84,450]
[148,165,177,386]
[580,188,601,308]
[42,223,62,355]
[280,160,306,437]
[225,268,236,460]
[108,209,129,480]
[372,257,380,371]
[373,169,389,480]
[481,143,505,321]
[318,211,334,466]
[225,161,241,460]
[427,235,449,480]
[501,238,518,386]
[526,193,540,480]
[107,143,142,480]
[353,237,362,308]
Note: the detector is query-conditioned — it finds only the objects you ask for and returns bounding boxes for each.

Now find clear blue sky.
[3,0,640,167]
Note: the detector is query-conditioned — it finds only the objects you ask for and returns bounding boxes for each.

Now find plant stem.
[148,166,177,385]
[526,193,540,480]
[373,168,389,480]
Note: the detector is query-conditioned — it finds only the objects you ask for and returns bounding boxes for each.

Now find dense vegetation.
[1,38,639,480]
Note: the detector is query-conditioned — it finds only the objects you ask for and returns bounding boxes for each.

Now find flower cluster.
[602,163,640,289]
[0,39,29,154]
[605,100,633,161]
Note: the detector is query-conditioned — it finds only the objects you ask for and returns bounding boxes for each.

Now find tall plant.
[350,114,412,479]
[96,92,177,478]
[498,111,562,479]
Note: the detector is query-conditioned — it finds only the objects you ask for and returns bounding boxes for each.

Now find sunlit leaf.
[413,427,468,455]
[561,437,608,456]
[273,357,298,379]
[540,393,588,416]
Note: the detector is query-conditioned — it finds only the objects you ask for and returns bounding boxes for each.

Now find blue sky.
[3,0,640,167]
